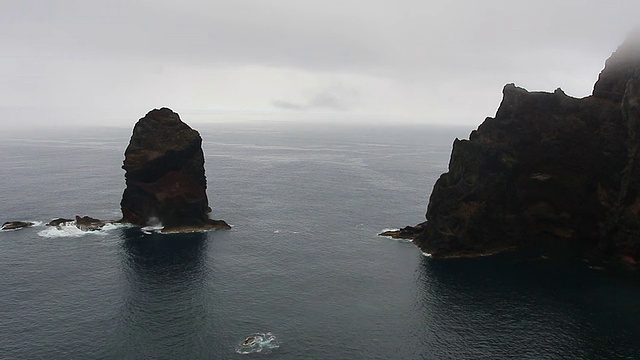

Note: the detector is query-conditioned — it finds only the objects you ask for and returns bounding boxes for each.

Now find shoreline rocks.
[1,216,228,235]
[379,223,425,240]
[1,221,35,231]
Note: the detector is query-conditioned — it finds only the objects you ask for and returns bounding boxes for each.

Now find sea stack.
[120,108,230,231]
[383,34,640,266]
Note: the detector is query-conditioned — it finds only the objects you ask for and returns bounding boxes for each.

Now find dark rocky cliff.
[384,35,640,266]
[121,108,229,231]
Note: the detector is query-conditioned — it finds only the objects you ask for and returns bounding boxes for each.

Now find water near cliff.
[1,123,639,359]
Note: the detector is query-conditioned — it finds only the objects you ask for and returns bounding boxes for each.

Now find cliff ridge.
[384,35,640,266]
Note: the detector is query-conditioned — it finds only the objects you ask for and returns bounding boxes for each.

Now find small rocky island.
[383,35,640,266]
[1,108,229,234]
[121,108,230,232]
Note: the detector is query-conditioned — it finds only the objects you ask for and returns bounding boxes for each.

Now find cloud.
[272,83,360,111]
[271,101,305,111]
[5,0,636,75]
[3,0,640,127]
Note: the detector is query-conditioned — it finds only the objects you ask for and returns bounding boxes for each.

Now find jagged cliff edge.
[383,34,640,267]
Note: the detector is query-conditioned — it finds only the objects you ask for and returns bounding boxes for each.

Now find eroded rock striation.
[120,108,230,231]
[385,35,640,265]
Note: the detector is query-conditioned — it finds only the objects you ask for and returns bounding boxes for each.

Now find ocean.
[1,123,639,359]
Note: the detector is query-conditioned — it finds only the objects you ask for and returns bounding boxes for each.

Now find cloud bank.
[2,0,640,128]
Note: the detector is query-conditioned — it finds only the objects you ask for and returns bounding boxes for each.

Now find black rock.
[388,34,640,267]
[120,108,229,231]
[1,221,35,231]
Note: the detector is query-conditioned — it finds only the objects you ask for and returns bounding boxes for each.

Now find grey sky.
[2,0,640,128]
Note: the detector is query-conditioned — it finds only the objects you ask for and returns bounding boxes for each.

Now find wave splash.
[38,222,128,238]
[235,332,279,354]
[141,217,164,234]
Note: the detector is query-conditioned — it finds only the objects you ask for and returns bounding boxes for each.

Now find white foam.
[235,332,279,355]
[102,223,130,231]
[380,228,400,233]
[37,222,128,238]
[422,252,432,258]
[378,228,413,242]
[38,225,95,238]
[378,228,400,238]
[140,217,164,234]
[273,229,299,234]
[141,225,164,234]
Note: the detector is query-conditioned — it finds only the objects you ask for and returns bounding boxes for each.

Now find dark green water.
[1,124,639,359]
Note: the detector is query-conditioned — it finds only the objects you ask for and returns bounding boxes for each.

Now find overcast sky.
[2,0,640,129]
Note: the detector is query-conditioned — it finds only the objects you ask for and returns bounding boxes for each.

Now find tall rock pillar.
[120,108,229,231]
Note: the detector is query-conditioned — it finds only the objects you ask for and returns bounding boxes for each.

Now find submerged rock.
[120,108,230,231]
[235,333,279,355]
[1,221,35,231]
[389,34,640,266]
[159,220,231,234]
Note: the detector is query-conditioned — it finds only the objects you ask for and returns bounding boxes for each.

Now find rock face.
[120,108,229,231]
[392,35,640,265]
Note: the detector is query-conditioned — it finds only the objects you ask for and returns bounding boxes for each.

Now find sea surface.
[1,123,639,359]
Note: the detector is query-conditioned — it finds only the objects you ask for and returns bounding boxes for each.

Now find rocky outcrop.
[387,34,640,265]
[46,218,74,228]
[379,223,425,240]
[44,216,114,231]
[1,221,35,230]
[120,108,230,231]
[74,216,107,231]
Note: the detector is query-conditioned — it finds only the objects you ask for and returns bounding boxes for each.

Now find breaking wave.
[141,217,164,234]
[37,222,128,238]
[140,224,164,234]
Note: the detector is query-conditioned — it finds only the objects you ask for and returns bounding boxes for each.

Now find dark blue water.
[1,123,639,359]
